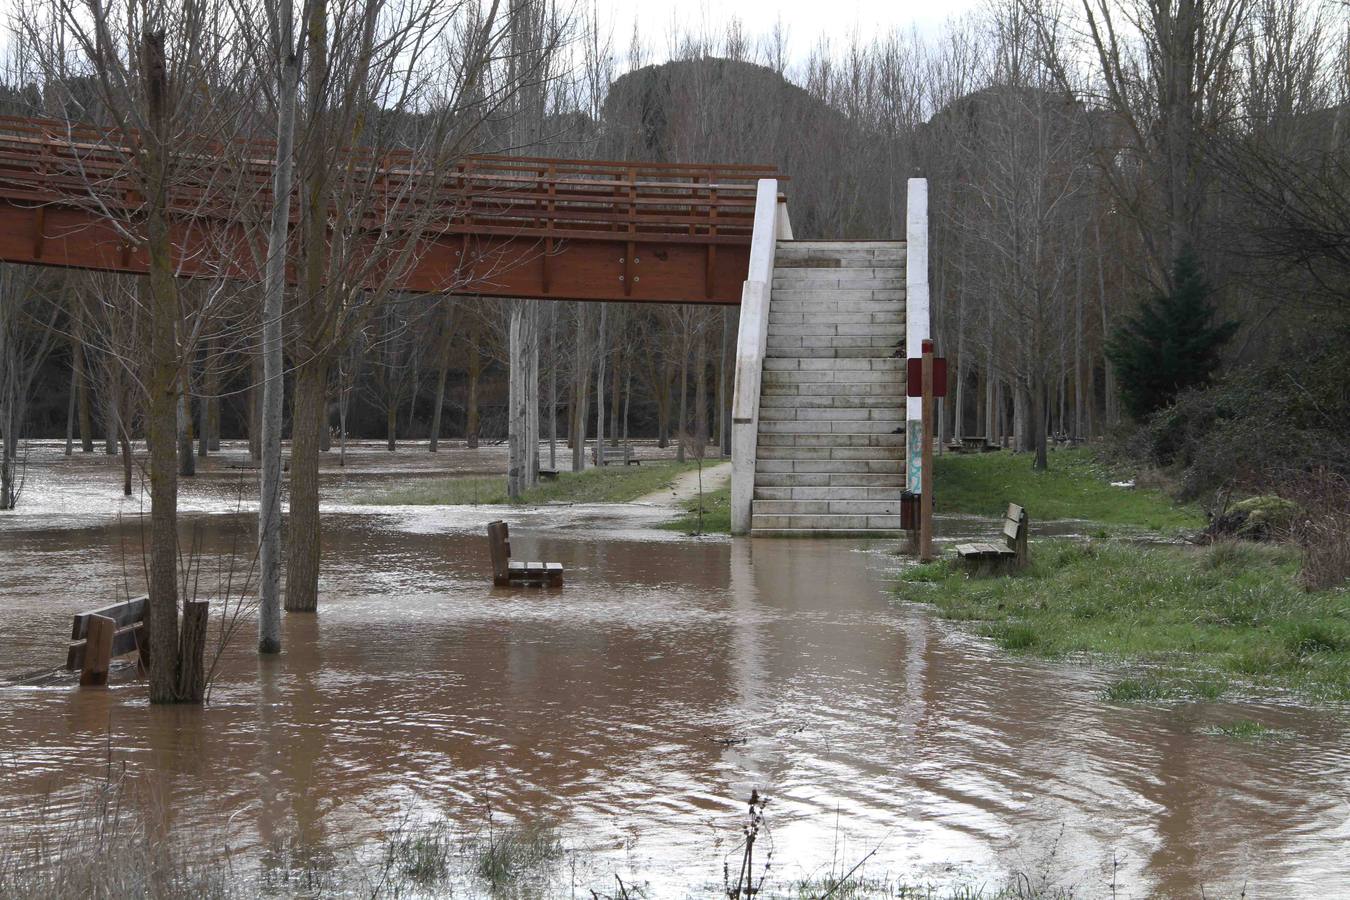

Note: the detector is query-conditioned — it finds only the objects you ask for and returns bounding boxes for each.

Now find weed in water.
[470,821,564,890]
[380,821,451,887]
[1201,720,1295,741]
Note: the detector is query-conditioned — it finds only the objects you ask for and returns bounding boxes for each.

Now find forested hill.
[601,58,904,240]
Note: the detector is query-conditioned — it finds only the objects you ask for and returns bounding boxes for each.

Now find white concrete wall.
[905,178,930,493]
[730,179,787,535]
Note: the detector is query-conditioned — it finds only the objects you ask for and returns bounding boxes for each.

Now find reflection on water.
[1,443,1348,896]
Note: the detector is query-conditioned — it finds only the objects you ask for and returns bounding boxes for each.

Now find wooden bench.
[955,503,1029,575]
[591,444,639,466]
[487,520,564,588]
[538,468,560,480]
[66,596,148,686]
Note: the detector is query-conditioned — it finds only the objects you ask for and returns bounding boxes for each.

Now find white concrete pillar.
[729,179,784,535]
[906,178,930,493]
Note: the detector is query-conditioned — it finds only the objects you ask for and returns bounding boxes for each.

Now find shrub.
[1285,471,1350,590]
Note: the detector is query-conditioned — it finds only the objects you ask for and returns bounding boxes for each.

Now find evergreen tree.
[1107,252,1238,420]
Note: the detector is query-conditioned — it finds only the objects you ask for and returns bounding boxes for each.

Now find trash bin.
[901,491,920,531]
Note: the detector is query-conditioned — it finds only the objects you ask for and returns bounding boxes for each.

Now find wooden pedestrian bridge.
[0,116,929,537]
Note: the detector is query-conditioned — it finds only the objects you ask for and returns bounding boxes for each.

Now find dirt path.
[639,461,732,507]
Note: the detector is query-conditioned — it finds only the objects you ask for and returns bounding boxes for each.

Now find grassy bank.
[935,448,1200,531]
[662,478,732,534]
[901,539,1350,700]
[355,460,697,506]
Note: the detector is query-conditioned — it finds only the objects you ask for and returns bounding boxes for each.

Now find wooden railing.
[0,115,785,303]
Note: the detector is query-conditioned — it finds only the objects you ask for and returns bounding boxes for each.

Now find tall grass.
[900,538,1350,700]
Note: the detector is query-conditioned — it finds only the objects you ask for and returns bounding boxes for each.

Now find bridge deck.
[0,116,783,304]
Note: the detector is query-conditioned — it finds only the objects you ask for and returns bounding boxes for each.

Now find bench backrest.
[592,444,631,462]
[66,596,147,670]
[487,520,511,585]
[1003,503,1029,565]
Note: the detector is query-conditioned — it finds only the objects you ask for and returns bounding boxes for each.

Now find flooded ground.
[2,442,1348,897]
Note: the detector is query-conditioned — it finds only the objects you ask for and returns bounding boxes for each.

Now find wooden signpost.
[907,339,946,562]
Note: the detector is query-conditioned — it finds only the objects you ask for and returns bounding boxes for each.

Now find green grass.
[900,539,1350,700]
[935,448,1200,531]
[661,476,732,534]
[1200,719,1295,741]
[354,460,698,506]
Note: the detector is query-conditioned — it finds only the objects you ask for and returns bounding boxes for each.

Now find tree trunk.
[465,321,480,448]
[76,338,93,453]
[609,347,622,446]
[249,352,263,462]
[104,378,118,456]
[594,305,607,464]
[571,305,592,471]
[64,343,77,456]
[386,399,397,451]
[258,35,295,647]
[429,301,452,452]
[177,369,195,476]
[508,302,539,497]
[693,331,708,453]
[1032,375,1049,471]
[198,352,212,458]
[655,357,671,448]
[719,308,732,456]
[141,30,183,704]
[548,305,557,470]
[675,335,688,462]
[285,352,328,613]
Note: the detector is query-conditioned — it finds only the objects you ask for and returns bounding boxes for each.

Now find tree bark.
[258,5,297,653]
[285,352,328,613]
[429,301,452,452]
[141,31,184,704]
[465,319,480,448]
[76,332,93,453]
[177,367,195,476]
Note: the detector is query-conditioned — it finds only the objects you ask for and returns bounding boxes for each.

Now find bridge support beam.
[730,179,791,536]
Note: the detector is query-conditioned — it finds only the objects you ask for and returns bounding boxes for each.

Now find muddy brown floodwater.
[2,442,1349,897]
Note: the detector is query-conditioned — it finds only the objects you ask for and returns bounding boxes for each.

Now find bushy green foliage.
[1129,333,1350,500]
[1107,251,1238,420]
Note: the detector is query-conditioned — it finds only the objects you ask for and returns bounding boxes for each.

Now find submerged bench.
[591,444,639,466]
[955,503,1029,575]
[66,596,147,686]
[487,520,563,588]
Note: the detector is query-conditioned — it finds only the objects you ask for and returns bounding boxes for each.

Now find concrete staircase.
[750,240,908,535]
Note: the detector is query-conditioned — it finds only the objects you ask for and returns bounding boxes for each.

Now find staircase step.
[755,458,903,474]
[754,486,906,501]
[767,336,901,352]
[753,499,907,516]
[766,347,902,360]
[770,310,905,326]
[759,394,903,409]
[770,294,905,308]
[776,241,904,259]
[764,357,903,371]
[768,322,905,336]
[756,432,906,447]
[763,370,905,387]
[760,407,903,422]
[757,447,903,462]
[754,472,905,488]
[762,381,906,397]
[750,513,907,532]
[759,420,903,435]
